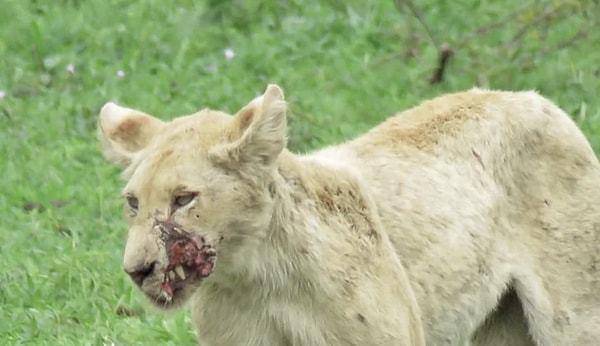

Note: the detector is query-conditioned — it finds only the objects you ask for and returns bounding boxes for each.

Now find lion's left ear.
[210,84,287,170]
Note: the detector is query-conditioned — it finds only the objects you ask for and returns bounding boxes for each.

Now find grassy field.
[1,0,598,344]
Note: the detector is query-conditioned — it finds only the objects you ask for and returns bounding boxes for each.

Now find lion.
[98,84,600,346]
[97,85,425,346]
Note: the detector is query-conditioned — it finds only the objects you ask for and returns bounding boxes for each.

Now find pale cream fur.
[98,85,600,346]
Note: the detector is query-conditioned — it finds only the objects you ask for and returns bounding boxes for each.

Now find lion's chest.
[190,284,331,346]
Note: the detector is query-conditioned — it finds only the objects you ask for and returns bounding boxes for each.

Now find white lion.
[98,84,600,345]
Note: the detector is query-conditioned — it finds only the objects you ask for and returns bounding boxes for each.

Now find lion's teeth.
[174,265,186,280]
[168,271,175,281]
[161,290,172,302]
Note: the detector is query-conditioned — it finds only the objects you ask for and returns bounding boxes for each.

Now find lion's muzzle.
[155,220,217,302]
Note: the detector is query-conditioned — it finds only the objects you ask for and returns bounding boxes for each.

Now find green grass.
[1,0,598,344]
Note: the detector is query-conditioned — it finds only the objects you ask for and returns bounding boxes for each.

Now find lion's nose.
[124,262,156,287]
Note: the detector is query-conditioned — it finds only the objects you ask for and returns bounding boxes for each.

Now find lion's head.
[98,85,287,308]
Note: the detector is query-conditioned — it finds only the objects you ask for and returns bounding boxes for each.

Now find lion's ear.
[210,84,287,171]
[97,102,165,167]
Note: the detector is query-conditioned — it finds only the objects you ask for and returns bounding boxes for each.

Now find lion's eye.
[126,196,139,210]
[173,193,196,208]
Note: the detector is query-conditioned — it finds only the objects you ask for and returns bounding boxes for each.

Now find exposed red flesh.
[157,220,216,300]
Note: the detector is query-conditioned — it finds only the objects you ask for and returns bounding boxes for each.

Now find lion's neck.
[192,153,334,345]
[207,151,327,295]
[191,149,388,345]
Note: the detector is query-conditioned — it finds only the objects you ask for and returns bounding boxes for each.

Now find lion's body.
[98,86,600,346]
[315,89,600,345]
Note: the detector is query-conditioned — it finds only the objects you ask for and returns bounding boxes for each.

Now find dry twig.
[376,0,598,84]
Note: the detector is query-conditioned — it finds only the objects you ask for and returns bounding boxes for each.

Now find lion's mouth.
[155,220,217,303]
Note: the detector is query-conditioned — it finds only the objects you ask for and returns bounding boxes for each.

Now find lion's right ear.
[97,102,165,167]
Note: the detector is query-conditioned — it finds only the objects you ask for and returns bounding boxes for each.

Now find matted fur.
[98,85,600,346]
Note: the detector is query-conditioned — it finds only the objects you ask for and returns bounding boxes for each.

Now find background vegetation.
[1,0,598,344]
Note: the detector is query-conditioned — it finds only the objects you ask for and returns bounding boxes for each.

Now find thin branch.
[454,2,536,49]
[370,50,412,68]
[512,25,593,68]
[508,3,566,47]
[394,0,440,52]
